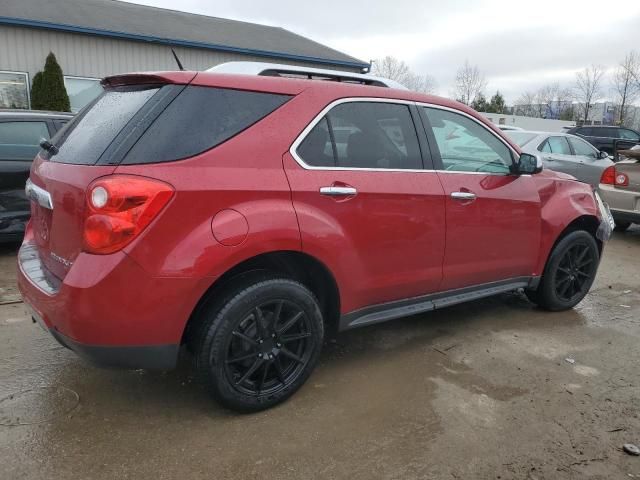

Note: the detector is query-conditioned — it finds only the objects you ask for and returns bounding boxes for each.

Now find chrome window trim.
[289,97,520,175]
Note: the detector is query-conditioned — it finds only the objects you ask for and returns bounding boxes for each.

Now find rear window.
[505,131,537,147]
[48,86,159,165]
[122,86,291,164]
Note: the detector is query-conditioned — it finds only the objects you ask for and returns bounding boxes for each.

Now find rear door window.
[329,103,422,169]
[296,102,423,170]
[0,121,50,161]
[296,117,334,167]
[577,127,593,136]
[539,140,552,153]
[48,86,159,165]
[601,128,619,138]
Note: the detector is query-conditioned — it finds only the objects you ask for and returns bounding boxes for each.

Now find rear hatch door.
[28,73,194,280]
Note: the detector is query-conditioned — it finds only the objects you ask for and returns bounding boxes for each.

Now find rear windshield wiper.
[39,138,59,155]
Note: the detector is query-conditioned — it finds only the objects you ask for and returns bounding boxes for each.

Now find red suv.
[18,63,614,412]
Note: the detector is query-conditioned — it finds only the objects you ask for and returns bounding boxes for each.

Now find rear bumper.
[49,327,179,369]
[18,240,209,370]
[599,184,640,223]
[611,209,640,224]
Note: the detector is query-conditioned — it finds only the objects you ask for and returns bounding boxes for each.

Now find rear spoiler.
[101,71,197,88]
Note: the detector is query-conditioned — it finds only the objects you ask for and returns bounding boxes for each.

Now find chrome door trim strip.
[25,178,53,210]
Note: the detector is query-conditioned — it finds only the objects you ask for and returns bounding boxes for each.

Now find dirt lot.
[1,229,639,480]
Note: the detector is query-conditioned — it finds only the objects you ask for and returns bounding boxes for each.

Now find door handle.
[320,186,357,197]
[450,191,476,201]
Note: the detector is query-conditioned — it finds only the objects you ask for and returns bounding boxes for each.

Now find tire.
[614,220,631,232]
[526,230,599,311]
[194,275,324,413]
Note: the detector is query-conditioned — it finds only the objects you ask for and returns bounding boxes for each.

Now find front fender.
[534,175,599,274]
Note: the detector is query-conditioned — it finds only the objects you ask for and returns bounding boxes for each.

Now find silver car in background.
[505,131,613,187]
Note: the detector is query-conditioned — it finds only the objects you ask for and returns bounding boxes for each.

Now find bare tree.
[514,91,538,117]
[402,72,436,94]
[513,84,574,119]
[535,83,574,119]
[371,56,436,94]
[453,60,487,105]
[613,51,640,125]
[575,65,605,123]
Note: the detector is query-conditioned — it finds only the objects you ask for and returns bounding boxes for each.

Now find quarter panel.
[115,97,307,279]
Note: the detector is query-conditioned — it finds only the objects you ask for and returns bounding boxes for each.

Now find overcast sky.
[129,0,640,103]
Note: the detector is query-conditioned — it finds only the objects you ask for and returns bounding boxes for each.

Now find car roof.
[578,125,623,129]
[106,70,477,115]
[0,109,74,119]
[509,130,575,137]
[504,130,585,147]
[192,71,485,116]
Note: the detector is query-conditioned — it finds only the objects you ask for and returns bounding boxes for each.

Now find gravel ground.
[0,227,639,479]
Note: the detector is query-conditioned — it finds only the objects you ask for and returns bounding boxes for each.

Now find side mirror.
[598,150,609,159]
[517,153,543,174]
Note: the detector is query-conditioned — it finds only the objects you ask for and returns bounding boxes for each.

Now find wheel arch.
[535,214,602,279]
[182,250,341,347]
[553,214,602,252]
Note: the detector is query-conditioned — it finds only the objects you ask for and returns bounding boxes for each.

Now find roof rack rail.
[206,62,408,90]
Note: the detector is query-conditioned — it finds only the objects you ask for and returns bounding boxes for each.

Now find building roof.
[0,0,368,70]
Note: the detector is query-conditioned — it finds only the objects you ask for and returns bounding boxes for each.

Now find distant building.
[513,100,640,130]
[481,112,575,133]
[0,0,368,112]
[513,100,573,120]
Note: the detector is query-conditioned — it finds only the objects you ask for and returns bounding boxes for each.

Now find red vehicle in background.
[18,62,614,412]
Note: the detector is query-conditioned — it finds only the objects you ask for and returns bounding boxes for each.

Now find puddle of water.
[0,386,79,426]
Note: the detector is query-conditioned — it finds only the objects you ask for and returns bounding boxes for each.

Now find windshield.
[505,131,538,147]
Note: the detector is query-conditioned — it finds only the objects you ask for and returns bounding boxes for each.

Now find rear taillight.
[83,175,174,254]
[600,166,629,186]
[600,166,615,185]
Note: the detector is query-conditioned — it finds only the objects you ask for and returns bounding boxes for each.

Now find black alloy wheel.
[194,276,324,412]
[525,230,600,311]
[223,300,315,396]
[553,243,598,302]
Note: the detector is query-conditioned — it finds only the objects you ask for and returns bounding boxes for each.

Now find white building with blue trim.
[0,0,368,111]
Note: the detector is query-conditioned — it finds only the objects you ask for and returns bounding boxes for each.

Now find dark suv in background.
[0,110,73,242]
[567,125,640,156]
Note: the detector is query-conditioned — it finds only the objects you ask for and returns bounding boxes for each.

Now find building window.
[0,71,30,109]
[64,76,103,113]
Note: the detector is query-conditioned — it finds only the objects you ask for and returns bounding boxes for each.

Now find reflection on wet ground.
[1,228,639,479]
